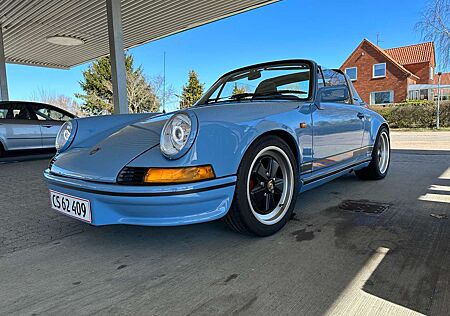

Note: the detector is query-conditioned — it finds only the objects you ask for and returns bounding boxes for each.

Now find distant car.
[0,101,75,156]
[44,59,390,236]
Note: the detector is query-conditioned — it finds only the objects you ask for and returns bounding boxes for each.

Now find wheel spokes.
[266,157,273,178]
[251,189,267,212]
[254,161,269,181]
[248,151,291,216]
[251,184,266,195]
[269,159,280,178]
[274,178,284,193]
[264,192,275,212]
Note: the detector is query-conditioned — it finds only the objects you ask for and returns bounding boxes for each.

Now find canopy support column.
[106,0,128,114]
[0,25,9,101]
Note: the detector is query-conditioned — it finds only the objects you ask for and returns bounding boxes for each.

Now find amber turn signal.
[144,165,215,184]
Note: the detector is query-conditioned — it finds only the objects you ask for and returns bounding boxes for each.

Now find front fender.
[128,105,303,178]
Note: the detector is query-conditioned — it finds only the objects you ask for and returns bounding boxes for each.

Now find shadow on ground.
[0,148,55,164]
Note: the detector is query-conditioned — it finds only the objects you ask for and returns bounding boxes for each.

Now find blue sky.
[7,0,433,111]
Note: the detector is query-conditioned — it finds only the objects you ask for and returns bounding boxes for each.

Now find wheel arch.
[369,113,390,145]
[244,129,301,172]
[376,122,390,139]
[380,122,389,133]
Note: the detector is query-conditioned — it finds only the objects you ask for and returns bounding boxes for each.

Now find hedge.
[368,101,450,128]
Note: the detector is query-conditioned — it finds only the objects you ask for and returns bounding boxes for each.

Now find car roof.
[0,100,54,106]
[0,100,76,117]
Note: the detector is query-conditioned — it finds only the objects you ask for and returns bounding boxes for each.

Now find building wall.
[340,41,409,104]
[404,62,432,84]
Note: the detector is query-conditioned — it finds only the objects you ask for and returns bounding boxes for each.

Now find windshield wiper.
[231,90,308,100]
[204,96,234,104]
[205,90,308,104]
[230,92,257,100]
[204,93,256,103]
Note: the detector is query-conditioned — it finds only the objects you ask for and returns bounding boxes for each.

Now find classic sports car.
[44,60,390,236]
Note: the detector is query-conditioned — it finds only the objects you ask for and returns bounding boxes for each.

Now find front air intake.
[48,156,57,170]
[117,167,148,185]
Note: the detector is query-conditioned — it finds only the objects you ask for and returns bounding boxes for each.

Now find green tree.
[179,70,204,109]
[232,83,247,96]
[76,54,160,115]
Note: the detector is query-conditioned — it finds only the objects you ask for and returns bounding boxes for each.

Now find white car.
[0,101,75,156]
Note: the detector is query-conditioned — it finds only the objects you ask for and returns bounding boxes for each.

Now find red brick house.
[339,39,449,104]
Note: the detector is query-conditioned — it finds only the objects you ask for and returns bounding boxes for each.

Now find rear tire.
[0,143,4,158]
[224,136,299,236]
[355,126,390,180]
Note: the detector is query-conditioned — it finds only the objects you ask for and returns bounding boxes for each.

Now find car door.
[0,102,43,151]
[312,69,365,170]
[30,103,74,148]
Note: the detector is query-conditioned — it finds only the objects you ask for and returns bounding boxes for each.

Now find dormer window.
[345,67,357,81]
[373,63,386,78]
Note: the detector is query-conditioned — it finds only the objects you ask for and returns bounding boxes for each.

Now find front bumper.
[43,170,236,226]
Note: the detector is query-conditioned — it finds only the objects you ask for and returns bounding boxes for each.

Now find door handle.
[357,112,365,119]
[42,125,52,128]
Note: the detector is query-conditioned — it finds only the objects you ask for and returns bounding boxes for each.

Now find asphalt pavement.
[0,132,449,315]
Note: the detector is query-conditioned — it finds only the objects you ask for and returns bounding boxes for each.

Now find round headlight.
[160,113,196,159]
[56,121,73,152]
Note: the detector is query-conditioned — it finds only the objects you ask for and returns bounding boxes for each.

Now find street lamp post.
[437,72,442,130]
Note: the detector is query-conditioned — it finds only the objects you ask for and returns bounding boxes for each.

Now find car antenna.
[162,51,166,114]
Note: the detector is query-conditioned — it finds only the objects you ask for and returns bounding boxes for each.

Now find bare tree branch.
[30,88,84,116]
[416,0,450,69]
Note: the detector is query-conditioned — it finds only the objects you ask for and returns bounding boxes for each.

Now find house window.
[430,67,434,80]
[370,91,393,104]
[345,67,357,81]
[420,89,430,100]
[409,90,420,100]
[373,63,386,78]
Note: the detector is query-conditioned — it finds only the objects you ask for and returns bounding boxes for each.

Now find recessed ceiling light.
[46,35,84,46]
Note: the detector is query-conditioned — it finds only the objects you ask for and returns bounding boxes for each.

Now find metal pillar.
[106,0,128,114]
[437,72,441,130]
[0,25,9,101]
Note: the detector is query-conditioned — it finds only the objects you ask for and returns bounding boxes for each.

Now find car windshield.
[198,62,311,105]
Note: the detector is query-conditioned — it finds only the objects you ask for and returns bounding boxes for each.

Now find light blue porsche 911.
[44,60,390,236]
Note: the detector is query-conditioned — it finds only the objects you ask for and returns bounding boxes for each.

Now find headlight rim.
[56,120,78,153]
[160,111,198,160]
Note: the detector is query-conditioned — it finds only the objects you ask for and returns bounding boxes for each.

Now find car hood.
[51,115,169,183]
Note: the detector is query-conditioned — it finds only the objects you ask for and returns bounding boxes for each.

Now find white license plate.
[50,190,92,223]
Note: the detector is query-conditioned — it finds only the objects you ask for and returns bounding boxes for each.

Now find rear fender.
[368,111,389,144]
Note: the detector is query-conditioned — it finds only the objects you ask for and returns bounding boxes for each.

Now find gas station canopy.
[0,0,278,69]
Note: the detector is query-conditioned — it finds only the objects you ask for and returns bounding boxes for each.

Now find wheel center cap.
[267,179,275,191]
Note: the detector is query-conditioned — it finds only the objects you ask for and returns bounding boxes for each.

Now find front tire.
[224,136,299,236]
[355,126,390,180]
